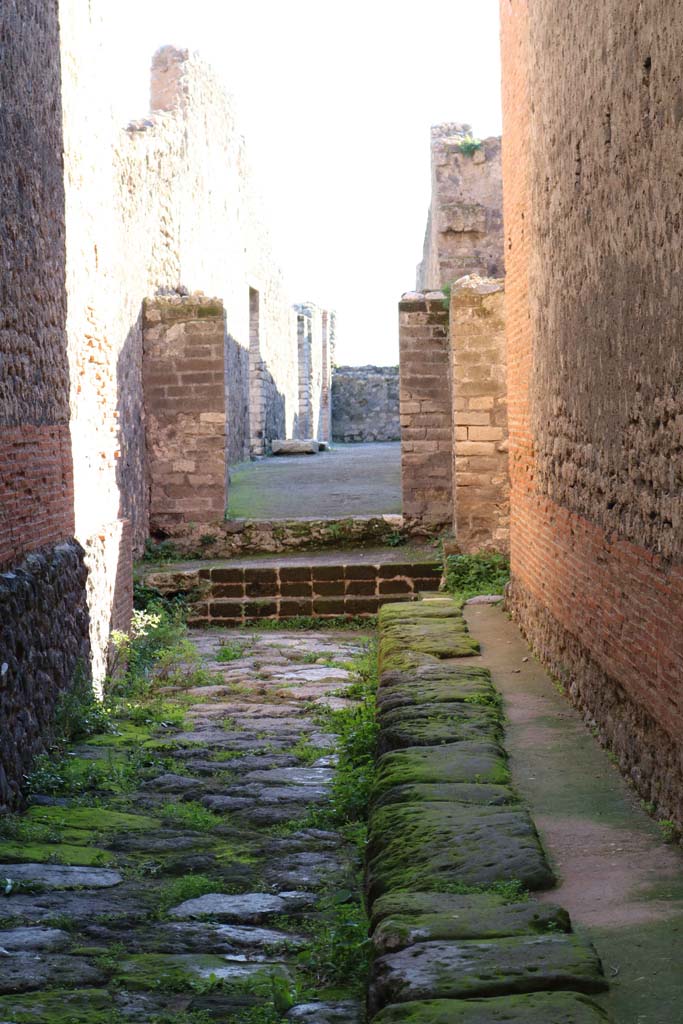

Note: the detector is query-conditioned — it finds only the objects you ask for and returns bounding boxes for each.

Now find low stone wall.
[144,514,411,559]
[367,595,608,1019]
[0,542,90,812]
[331,366,400,443]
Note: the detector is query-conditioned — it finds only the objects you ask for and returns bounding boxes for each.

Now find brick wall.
[398,292,453,528]
[451,277,509,552]
[143,297,228,534]
[417,124,504,291]
[500,0,683,822]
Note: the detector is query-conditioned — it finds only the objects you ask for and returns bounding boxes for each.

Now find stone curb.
[366,595,611,1021]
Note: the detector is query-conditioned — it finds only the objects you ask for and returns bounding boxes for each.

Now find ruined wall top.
[417,122,504,291]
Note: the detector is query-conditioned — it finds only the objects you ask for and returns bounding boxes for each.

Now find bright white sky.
[112,0,502,365]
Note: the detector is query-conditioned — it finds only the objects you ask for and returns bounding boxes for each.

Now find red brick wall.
[143,297,228,534]
[0,427,74,570]
[399,292,453,528]
[500,0,683,821]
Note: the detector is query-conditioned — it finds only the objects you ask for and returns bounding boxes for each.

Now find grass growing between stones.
[444,552,510,606]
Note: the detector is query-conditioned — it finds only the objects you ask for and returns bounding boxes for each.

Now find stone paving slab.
[0,628,368,1022]
[367,802,555,899]
[367,598,607,1021]
[369,934,608,1010]
[371,992,612,1023]
[372,900,570,953]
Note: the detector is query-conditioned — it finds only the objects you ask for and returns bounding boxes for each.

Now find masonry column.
[451,276,509,552]
[143,296,228,536]
[398,291,453,528]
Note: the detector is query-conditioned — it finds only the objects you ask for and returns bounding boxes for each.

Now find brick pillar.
[398,291,453,528]
[451,276,509,552]
[143,296,227,535]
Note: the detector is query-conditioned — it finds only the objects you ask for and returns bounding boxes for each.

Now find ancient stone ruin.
[1,1,683,1022]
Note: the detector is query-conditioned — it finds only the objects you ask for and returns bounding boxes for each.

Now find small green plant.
[286,736,328,766]
[444,552,510,606]
[156,873,222,913]
[296,894,371,992]
[248,615,377,632]
[384,530,407,548]
[159,801,223,832]
[142,538,183,563]
[456,134,483,156]
[658,818,679,844]
[215,641,247,662]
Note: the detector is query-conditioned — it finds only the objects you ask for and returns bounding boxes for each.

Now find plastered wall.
[500,0,683,822]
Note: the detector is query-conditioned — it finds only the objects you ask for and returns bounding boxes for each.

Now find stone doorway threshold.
[464,604,683,1024]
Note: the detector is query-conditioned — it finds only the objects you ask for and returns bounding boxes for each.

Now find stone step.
[142,557,442,625]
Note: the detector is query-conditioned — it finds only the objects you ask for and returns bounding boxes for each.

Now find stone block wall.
[331,366,400,443]
[451,277,509,552]
[295,304,332,441]
[0,543,91,812]
[500,0,683,822]
[143,298,228,534]
[417,124,504,291]
[398,293,453,528]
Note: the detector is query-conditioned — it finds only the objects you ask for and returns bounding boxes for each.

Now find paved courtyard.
[227,442,401,520]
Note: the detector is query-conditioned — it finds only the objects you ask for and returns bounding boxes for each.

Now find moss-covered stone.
[379,601,462,623]
[377,702,501,753]
[373,742,510,795]
[0,988,114,1023]
[0,841,115,867]
[377,666,494,713]
[372,900,570,953]
[26,806,160,833]
[85,723,153,747]
[366,802,555,899]
[379,622,479,669]
[371,782,517,810]
[368,934,607,1011]
[371,992,610,1023]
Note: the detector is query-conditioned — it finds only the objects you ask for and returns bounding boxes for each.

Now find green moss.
[0,988,114,1024]
[27,805,160,832]
[86,722,153,747]
[0,840,114,866]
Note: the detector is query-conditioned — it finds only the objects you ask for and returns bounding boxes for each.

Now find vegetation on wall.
[443,551,510,606]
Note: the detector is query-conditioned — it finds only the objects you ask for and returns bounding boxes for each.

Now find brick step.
[142,559,442,625]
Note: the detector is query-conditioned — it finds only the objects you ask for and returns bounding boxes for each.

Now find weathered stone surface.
[0,928,70,952]
[0,544,90,813]
[372,900,570,953]
[371,993,611,1023]
[369,934,607,1010]
[0,887,148,925]
[380,620,480,664]
[377,667,495,713]
[287,1000,363,1022]
[0,954,105,994]
[0,865,122,889]
[366,802,554,899]
[331,365,400,444]
[372,782,516,809]
[272,439,320,455]
[373,743,509,795]
[170,891,318,922]
[377,702,501,753]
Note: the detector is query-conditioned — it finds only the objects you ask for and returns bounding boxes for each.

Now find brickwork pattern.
[417,124,504,291]
[451,277,509,552]
[500,0,683,822]
[332,366,400,443]
[399,293,453,527]
[143,298,228,534]
[174,562,441,625]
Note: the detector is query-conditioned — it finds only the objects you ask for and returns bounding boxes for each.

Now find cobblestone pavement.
[227,443,401,520]
[0,629,370,1023]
